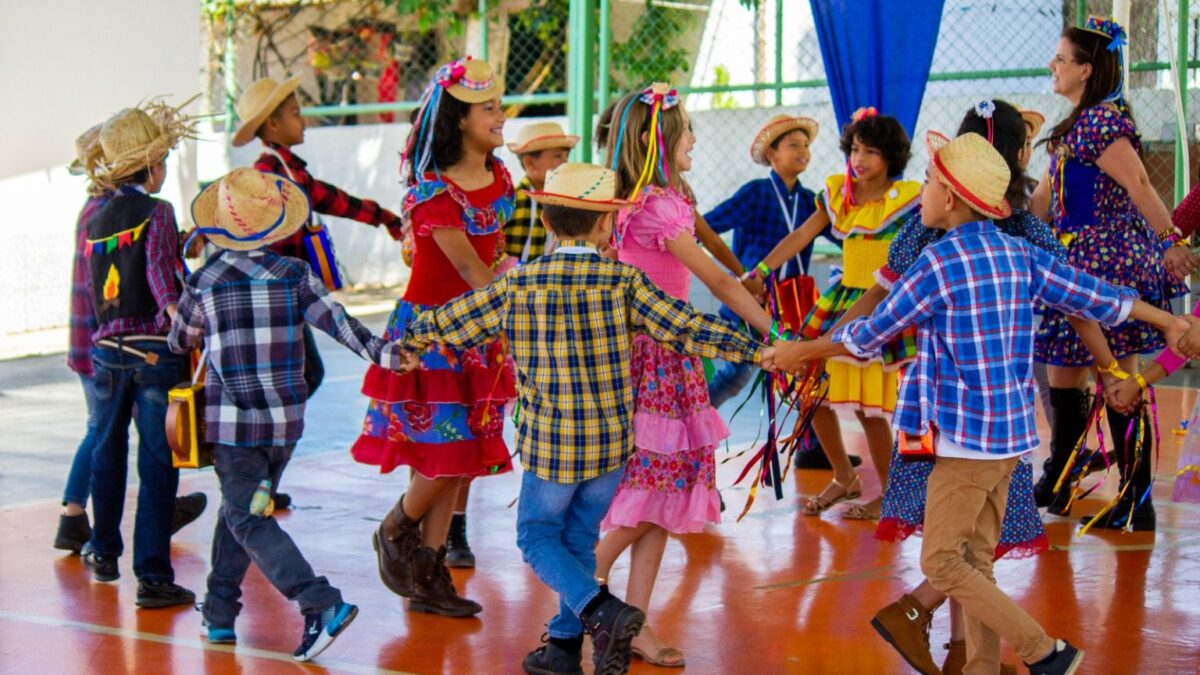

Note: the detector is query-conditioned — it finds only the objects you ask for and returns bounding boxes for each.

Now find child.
[233,76,405,404]
[350,57,516,618]
[593,84,776,667]
[781,131,1185,674]
[396,162,769,675]
[504,121,578,263]
[758,109,921,520]
[78,101,196,607]
[169,168,406,661]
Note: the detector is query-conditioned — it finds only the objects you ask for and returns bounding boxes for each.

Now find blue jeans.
[302,325,325,397]
[706,360,756,409]
[516,468,624,638]
[204,444,340,627]
[88,341,184,582]
[62,374,100,506]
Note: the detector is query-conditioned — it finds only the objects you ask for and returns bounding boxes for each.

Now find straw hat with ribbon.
[191,168,311,251]
[440,57,504,103]
[89,96,200,188]
[231,76,302,147]
[68,124,103,177]
[1013,104,1046,139]
[750,114,819,166]
[507,121,579,155]
[526,163,629,212]
[926,131,1012,219]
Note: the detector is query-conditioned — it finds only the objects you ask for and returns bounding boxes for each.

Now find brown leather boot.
[942,640,1018,675]
[409,546,482,617]
[372,495,421,597]
[870,594,939,675]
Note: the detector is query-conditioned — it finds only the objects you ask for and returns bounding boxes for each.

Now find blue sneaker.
[201,619,237,645]
[292,601,358,662]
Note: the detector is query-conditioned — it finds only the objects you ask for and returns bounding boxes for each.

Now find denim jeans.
[516,468,624,638]
[88,341,185,582]
[706,359,756,409]
[203,444,340,627]
[302,325,325,398]
[62,374,100,506]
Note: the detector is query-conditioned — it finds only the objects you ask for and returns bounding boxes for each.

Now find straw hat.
[526,163,629,212]
[232,76,302,147]
[89,97,198,187]
[68,124,103,176]
[750,115,819,166]
[506,122,579,155]
[1014,105,1045,138]
[926,131,1012,219]
[440,57,504,104]
[190,168,311,251]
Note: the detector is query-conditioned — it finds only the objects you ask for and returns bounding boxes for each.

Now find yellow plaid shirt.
[502,177,549,262]
[402,241,763,483]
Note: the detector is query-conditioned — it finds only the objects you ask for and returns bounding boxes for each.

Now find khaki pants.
[921,456,1056,674]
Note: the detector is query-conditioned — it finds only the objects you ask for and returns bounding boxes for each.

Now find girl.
[350,57,516,617]
[592,84,775,668]
[1030,16,1197,530]
[757,109,921,520]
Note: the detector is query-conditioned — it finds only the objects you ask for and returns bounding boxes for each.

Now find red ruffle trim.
[875,519,1049,562]
[350,435,512,477]
[361,362,516,405]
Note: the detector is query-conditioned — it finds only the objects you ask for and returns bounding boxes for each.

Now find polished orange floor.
[2,388,1199,674]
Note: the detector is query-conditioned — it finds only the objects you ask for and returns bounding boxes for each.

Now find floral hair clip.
[851,106,878,123]
[436,57,470,88]
[638,83,680,109]
[975,99,996,144]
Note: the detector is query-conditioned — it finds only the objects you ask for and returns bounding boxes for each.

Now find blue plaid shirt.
[168,249,405,447]
[832,221,1135,456]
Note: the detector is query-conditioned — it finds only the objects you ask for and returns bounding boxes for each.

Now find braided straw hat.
[190,168,311,252]
[442,57,504,103]
[750,114,819,166]
[68,124,103,176]
[526,162,629,212]
[1014,104,1046,138]
[89,96,199,187]
[506,121,579,155]
[231,76,302,147]
[926,131,1012,219]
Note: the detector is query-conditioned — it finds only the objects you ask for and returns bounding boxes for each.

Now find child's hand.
[770,339,814,374]
[184,231,208,258]
[393,350,420,374]
[741,275,765,303]
[760,346,778,373]
[1104,377,1142,414]
[1176,315,1200,357]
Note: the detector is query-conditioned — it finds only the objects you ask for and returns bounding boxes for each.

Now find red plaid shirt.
[253,142,404,259]
[1173,181,1200,238]
[67,193,111,375]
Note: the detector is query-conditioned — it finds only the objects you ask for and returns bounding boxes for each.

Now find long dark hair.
[1043,26,1136,150]
[957,100,1029,211]
[404,93,490,182]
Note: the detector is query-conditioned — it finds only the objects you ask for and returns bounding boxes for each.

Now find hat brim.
[446,82,505,104]
[231,76,302,148]
[925,131,1012,220]
[750,117,819,166]
[527,190,629,212]
[1020,110,1045,138]
[191,173,312,251]
[507,135,581,154]
[68,159,86,176]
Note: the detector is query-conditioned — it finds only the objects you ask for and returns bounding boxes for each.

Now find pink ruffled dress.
[601,186,726,534]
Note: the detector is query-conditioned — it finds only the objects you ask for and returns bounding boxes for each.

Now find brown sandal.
[632,645,686,668]
[801,475,862,516]
[843,499,881,521]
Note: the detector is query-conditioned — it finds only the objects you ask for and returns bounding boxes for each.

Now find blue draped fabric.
[809,0,946,136]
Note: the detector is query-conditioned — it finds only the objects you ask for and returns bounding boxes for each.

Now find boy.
[504,121,578,263]
[232,76,405,403]
[169,167,410,661]
[397,163,771,675]
[772,132,1185,675]
[80,102,197,608]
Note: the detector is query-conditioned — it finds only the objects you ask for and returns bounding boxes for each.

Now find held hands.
[741,275,766,304]
[770,339,819,374]
[1163,245,1200,280]
[1104,376,1142,415]
[392,349,421,374]
[1175,315,1200,358]
[760,346,778,373]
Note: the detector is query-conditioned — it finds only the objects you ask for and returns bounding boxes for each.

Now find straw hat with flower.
[925,131,1012,219]
[231,76,302,147]
[750,114,819,166]
[526,163,629,212]
[190,167,311,252]
[506,121,579,155]
[440,57,504,103]
[89,96,199,188]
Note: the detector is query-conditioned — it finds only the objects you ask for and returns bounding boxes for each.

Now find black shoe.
[523,638,585,675]
[273,492,292,511]
[81,544,119,582]
[581,595,645,675]
[1026,640,1084,675]
[293,601,358,662]
[171,492,208,535]
[54,513,92,554]
[445,513,475,569]
[1079,499,1156,532]
[136,580,196,609]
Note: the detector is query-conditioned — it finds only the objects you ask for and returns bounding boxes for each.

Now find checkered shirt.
[168,249,405,447]
[67,193,111,375]
[401,241,764,483]
[832,220,1136,456]
[502,176,548,262]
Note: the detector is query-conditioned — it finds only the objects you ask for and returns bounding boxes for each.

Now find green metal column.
[598,0,612,115]
[568,0,597,161]
[224,0,237,127]
[1177,0,1190,204]
[479,0,489,60]
[774,0,783,106]
[1076,0,1086,26]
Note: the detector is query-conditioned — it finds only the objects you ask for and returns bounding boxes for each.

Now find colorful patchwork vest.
[87,192,164,325]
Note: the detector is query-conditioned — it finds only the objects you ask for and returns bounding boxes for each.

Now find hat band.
[457,76,494,91]
[196,182,292,243]
[932,154,1005,216]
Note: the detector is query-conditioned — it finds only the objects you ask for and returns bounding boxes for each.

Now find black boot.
[1035,387,1091,515]
[446,513,475,569]
[523,635,585,675]
[54,513,91,554]
[1080,406,1156,532]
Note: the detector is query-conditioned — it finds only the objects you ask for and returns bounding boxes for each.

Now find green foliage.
[712,65,738,109]
[382,0,466,36]
[612,3,691,85]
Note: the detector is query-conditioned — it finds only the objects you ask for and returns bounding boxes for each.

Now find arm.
[1173,182,1200,238]
[758,208,831,274]
[401,276,510,353]
[1105,362,1168,414]
[1065,316,1119,380]
[167,286,205,354]
[831,251,948,359]
[145,202,181,320]
[665,233,772,335]
[693,210,744,276]
[311,177,405,237]
[627,269,763,364]
[1029,171,1051,222]
[432,228,497,290]
[297,271,408,370]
